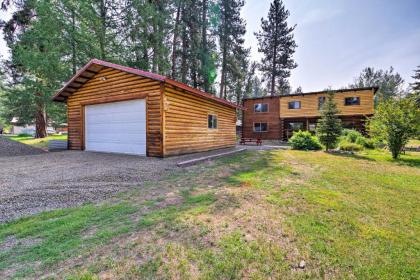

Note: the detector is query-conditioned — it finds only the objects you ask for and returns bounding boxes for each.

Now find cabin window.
[288,101,301,109]
[254,103,268,112]
[318,96,326,110]
[344,97,360,106]
[254,122,268,132]
[287,122,303,131]
[208,114,217,129]
[308,123,316,132]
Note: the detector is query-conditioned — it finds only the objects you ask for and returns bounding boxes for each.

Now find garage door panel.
[85,99,146,155]
[86,123,146,133]
[87,142,145,155]
[86,111,146,123]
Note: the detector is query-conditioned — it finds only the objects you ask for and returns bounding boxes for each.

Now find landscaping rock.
[298,260,306,269]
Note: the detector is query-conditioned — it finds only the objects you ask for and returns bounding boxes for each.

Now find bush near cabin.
[368,98,419,159]
[289,130,322,150]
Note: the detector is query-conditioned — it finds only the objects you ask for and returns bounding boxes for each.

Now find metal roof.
[53,59,243,110]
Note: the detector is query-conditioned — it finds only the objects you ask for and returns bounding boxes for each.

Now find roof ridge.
[53,59,243,110]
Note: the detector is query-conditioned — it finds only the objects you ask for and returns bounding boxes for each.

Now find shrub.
[289,130,322,150]
[17,133,33,137]
[355,136,375,149]
[345,129,363,143]
[341,128,357,137]
[369,98,419,159]
[342,129,376,149]
[338,141,363,152]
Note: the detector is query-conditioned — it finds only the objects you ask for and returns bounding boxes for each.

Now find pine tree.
[217,0,247,99]
[255,0,297,96]
[1,0,70,137]
[412,66,420,90]
[349,66,404,105]
[409,66,420,105]
[316,91,342,151]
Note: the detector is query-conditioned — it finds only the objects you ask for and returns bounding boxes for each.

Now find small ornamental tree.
[316,91,342,151]
[368,98,419,159]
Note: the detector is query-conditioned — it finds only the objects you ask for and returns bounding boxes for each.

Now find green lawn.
[0,149,419,279]
[5,134,67,149]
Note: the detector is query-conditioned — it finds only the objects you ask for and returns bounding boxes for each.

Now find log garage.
[53,59,243,157]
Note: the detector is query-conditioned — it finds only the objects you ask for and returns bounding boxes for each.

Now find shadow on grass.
[327,150,420,168]
[222,151,288,188]
[327,152,376,162]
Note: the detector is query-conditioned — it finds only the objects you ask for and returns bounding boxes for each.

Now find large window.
[287,122,303,131]
[318,96,326,110]
[254,122,268,132]
[208,114,217,129]
[254,103,268,112]
[288,101,301,109]
[344,97,360,106]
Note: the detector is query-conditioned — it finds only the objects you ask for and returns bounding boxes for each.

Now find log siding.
[163,85,236,156]
[242,88,376,141]
[279,89,374,118]
[58,60,240,157]
[66,67,163,156]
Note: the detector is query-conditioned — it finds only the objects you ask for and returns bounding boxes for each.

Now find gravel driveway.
[0,136,45,157]
[0,151,179,223]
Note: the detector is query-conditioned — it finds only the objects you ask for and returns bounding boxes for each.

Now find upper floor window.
[318,96,326,110]
[254,122,268,132]
[208,114,217,129]
[288,101,301,109]
[344,97,360,106]
[254,103,268,112]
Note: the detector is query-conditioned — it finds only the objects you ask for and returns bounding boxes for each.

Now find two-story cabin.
[242,87,377,141]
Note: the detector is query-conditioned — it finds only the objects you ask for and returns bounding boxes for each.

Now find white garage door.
[85,99,146,155]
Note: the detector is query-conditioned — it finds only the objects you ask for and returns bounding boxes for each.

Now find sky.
[1,0,420,92]
[242,0,420,91]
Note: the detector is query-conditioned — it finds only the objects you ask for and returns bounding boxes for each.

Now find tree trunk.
[71,8,77,74]
[189,1,198,88]
[180,11,188,84]
[171,1,181,79]
[201,0,209,92]
[99,0,106,60]
[220,43,227,98]
[270,4,279,96]
[35,100,47,139]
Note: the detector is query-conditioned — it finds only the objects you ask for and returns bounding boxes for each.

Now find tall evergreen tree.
[412,66,420,91]
[255,0,297,96]
[349,66,404,105]
[170,0,217,92]
[1,0,70,137]
[316,91,342,151]
[409,66,420,105]
[217,0,247,99]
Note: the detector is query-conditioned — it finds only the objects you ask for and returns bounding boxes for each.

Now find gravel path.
[0,136,45,157]
[0,151,180,223]
[0,142,280,223]
[0,147,249,223]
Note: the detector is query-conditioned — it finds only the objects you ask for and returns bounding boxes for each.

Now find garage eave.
[52,59,244,110]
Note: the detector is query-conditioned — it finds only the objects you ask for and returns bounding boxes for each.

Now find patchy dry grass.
[0,149,419,279]
[5,134,67,149]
